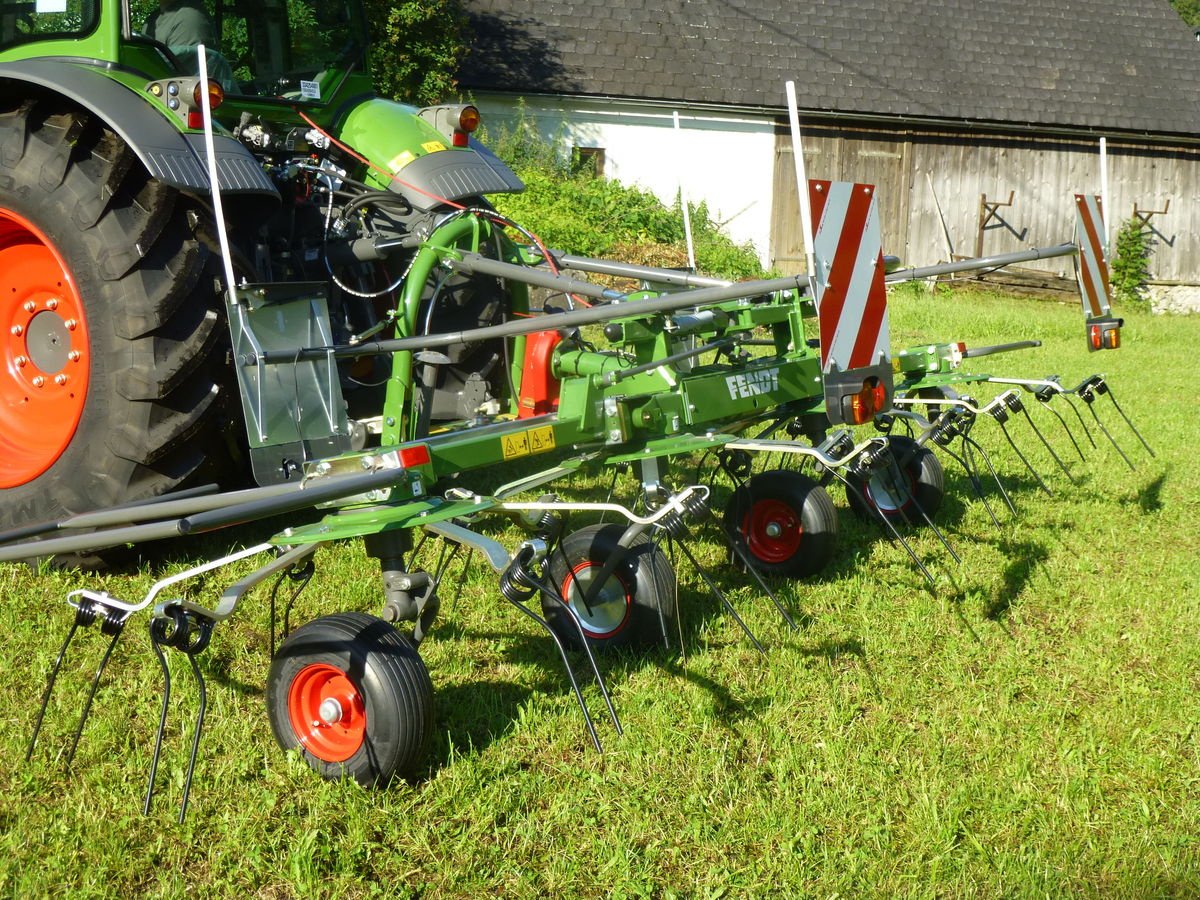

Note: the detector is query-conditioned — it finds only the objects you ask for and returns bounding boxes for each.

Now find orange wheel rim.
[287,663,366,763]
[0,209,90,488]
[742,498,803,563]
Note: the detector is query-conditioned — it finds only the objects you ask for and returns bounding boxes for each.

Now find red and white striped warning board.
[808,180,890,374]
[1074,194,1113,319]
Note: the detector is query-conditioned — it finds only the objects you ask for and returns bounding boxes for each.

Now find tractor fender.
[0,59,278,209]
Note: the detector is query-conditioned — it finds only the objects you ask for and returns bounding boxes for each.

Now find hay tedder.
[0,1,1152,819]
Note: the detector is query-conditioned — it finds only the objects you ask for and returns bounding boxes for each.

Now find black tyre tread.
[268,612,433,786]
[725,469,839,579]
[0,95,236,533]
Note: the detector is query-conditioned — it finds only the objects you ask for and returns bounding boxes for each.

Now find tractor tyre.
[0,98,234,540]
[542,524,677,652]
[267,612,434,786]
[724,470,839,578]
[844,435,945,525]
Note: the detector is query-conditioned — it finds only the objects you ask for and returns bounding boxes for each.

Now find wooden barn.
[456,0,1200,311]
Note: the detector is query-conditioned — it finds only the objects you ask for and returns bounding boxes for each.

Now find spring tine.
[539,573,622,736]
[702,507,799,631]
[178,650,207,824]
[881,463,961,565]
[27,618,83,762]
[964,434,1019,516]
[1101,382,1156,458]
[1041,397,1086,462]
[143,634,172,816]
[1059,393,1098,450]
[501,592,602,752]
[996,419,1053,495]
[1019,405,1077,484]
[1085,395,1135,471]
[942,439,1004,530]
[65,622,126,766]
[673,537,766,655]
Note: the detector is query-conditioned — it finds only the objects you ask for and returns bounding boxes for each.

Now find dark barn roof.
[457,0,1200,138]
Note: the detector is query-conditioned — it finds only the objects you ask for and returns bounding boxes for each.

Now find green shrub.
[483,108,768,281]
[1109,216,1152,310]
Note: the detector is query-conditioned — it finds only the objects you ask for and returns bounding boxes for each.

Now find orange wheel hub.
[742,498,804,563]
[0,209,90,488]
[287,663,366,762]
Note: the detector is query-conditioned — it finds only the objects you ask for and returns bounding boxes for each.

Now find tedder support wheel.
[0,98,232,536]
[267,612,433,786]
[845,435,945,525]
[542,523,677,652]
[724,470,838,578]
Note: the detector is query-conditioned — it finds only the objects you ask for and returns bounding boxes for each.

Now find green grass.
[2,289,1198,897]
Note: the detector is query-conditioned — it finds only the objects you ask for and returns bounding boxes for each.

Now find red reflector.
[187,110,203,129]
[398,444,431,468]
[1090,324,1102,350]
[452,131,469,148]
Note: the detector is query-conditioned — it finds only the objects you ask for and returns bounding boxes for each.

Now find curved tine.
[879,463,961,565]
[1060,393,1098,450]
[996,419,1053,495]
[963,434,1018,517]
[178,651,208,824]
[1040,396,1086,462]
[825,464,938,587]
[1019,404,1077,484]
[940,439,1003,530]
[143,635,172,816]
[648,530,674,650]
[673,537,766,656]
[1086,399,1135,471]
[27,619,83,763]
[501,591,602,752]
[1102,383,1156,458]
[701,506,799,631]
[65,624,127,766]
[536,570,622,737]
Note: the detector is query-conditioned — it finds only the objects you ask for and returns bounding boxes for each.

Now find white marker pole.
[197,46,238,302]
[673,111,697,272]
[785,81,815,278]
[1099,136,1110,253]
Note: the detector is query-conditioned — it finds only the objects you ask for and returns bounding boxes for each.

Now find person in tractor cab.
[143,0,233,88]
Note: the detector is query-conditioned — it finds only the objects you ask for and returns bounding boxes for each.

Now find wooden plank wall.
[770,123,1199,284]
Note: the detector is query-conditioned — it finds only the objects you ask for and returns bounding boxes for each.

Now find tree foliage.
[1109,216,1153,310]
[1170,0,1200,26]
[363,0,470,105]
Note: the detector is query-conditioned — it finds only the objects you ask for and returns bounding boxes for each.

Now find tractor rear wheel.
[0,98,233,538]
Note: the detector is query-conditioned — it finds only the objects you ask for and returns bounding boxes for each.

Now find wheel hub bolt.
[14,356,27,368]
[22,301,35,313]
[68,350,81,363]
[765,522,783,538]
[11,325,23,336]
[65,319,77,331]
[318,697,344,726]
[46,299,58,310]
[32,376,45,388]
[54,374,68,386]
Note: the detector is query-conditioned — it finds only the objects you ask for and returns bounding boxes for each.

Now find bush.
[483,108,768,281]
[1109,216,1152,310]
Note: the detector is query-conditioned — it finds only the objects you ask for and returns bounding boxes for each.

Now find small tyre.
[267,612,433,786]
[724,470,839,578]
[542,524,677,652]
[845,435,945,525]
[0,98,233,537]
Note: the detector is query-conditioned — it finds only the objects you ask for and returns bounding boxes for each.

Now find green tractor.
[0,0,524,533]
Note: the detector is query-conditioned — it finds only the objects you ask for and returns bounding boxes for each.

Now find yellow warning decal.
[388,150,415,172]
[502,432,530,460]
[528,426,556,454]
[421,141,447,154]
[501,426,556,460]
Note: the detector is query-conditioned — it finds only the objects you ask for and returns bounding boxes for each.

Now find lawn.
[0,287,1196,897]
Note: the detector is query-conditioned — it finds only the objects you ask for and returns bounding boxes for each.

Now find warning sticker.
[502,432,530,460]
[501,426,557,460]
[421,141,447,154]
[528,426,556,454]
[299,80,321,101]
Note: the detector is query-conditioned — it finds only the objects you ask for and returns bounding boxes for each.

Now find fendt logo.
[726,367,780,400]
